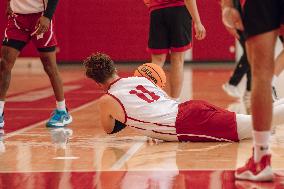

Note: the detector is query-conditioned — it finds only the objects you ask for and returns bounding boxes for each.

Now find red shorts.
[3,13,57,49]
[175,100,239,142]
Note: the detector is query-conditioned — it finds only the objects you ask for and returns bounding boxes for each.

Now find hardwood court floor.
[0,61,284,189]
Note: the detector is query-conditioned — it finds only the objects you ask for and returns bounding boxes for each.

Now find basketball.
[134,63,166,89]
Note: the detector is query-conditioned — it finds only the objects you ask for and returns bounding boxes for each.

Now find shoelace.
[51,110,65,121]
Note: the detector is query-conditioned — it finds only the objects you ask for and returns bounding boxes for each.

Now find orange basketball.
[134,63,166,89]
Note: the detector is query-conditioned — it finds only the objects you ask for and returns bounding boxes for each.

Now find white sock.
[272,75,278,87]
[56,100,67,112]
[0,101,4,115]
[253,130,270,162]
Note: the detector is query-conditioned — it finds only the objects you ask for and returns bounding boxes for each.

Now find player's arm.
[184,0,206,40]
[34,0,59,35]
[143,0,150,8]
[44,0,59,20]
[99,96,115,134]
[220,0,244,39]
[99,95,127,134]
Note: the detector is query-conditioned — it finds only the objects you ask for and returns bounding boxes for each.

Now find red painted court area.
[0,171,284,189]
[4,79,102,133]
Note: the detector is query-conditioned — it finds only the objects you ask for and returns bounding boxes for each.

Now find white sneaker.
[235,154,274,182]
[222,83,241,98]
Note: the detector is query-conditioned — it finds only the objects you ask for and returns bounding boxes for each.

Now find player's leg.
[247,29,277,152]
[39,49,64,102]
[151,54,167,67]
[234,0,282,181]
[38,49,72,127]
[32,17,72,127]
[235,114,252,140]
[0,46,20,99]
[148,8,170,95]
[223,36,249,98]
[169,52,185,99]
[0,13,29,128]
[0,45,21,128]
[235,30,278,182]
[167,6,192,99]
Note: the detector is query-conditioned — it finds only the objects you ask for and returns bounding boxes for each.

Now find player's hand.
[33,16,50,36]
[222,7,244,39]
[6,3,13,17]
[194,22,206,40]
[143,0,150,7]
[147,137,163,144]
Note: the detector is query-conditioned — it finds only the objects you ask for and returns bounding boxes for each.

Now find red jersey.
[144,0,185,11]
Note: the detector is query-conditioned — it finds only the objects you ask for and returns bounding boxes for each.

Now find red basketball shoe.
[235,154,274,181]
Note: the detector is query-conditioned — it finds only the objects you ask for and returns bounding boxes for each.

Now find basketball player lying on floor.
[83,53,284,142]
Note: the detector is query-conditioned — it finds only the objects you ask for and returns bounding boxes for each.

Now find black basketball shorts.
[148,5,192,54]
[242,0,284,37]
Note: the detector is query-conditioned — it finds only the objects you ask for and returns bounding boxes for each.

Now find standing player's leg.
[38,49,72,127]
[167,6,193,99]
[39,50,64,102]
[235,30,278,181]
[233,0,284,180]
[151,54,167,67]
[0,13,29,128]
[32,16,72,127]
[170,52,185,99]
[0,45,21,128]
[236,30,277,182]
[151,54,173,95]
[223,36,250,98]
[247,29,277,150]
[148,8,172,96]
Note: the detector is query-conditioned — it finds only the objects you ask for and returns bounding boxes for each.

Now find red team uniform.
[107,77,239,142]
[3,0,57,51]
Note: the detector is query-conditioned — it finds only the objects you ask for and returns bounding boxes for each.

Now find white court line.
[53,157,79,160]
[110,138,147,170]
[4,100,98,139]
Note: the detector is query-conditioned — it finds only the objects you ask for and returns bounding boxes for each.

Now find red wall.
[192,1,235,61]
[0,0,234,62]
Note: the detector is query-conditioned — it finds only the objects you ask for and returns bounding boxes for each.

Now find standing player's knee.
[43,64,56,76]
[41,56,58,76]
[152,54,166,66]
[170,53,184,66]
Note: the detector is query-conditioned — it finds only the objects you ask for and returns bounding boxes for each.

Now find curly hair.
[83,52,116,83]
